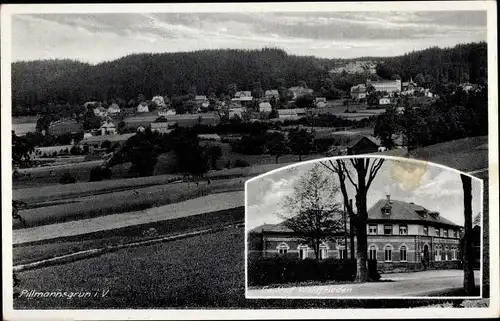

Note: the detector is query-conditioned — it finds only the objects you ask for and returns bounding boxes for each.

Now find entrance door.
[423,244,429,261]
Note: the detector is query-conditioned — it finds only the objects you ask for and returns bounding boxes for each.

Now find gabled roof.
[368,199,461,227]
[249,223,294,234]
[265,89,279,95]
[347,135,380,148]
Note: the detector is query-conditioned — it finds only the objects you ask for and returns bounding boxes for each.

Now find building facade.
[248,196,462,273]
[366,79,401,95]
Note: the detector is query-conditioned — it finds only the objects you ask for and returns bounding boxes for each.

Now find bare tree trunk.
[355,225,368,282]
[275,155,279,164]
[461,174,475,294]
[299,154,302,162]
[349,199,355,259]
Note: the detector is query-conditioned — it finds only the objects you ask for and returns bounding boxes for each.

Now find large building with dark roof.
[248,195,463,273]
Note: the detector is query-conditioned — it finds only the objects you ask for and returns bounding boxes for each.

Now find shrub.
[234,159,250,168]
[292,258,320,282]
[247,256,356,286]
[89,166,112,182]
[59,172,76,184]
[368,259,381,281]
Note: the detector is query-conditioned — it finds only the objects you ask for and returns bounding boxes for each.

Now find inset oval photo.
[245,156,483,299]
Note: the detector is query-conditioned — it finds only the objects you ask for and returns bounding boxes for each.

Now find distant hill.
[12,42,487,115]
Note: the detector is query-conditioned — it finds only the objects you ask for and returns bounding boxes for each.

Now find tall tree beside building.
[280,164,344,260]
[321,158,385,282]
[461,174,476,294]
[374,106,401,150]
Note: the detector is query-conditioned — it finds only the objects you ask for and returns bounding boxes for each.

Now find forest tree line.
[12,42,487,116]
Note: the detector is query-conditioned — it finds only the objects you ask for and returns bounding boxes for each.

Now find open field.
[14,178,245,229]
[13,207,244,265]
[376,136,488,172]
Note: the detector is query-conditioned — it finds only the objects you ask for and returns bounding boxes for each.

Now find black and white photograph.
[1,2,498,320]
[246,157,483,299]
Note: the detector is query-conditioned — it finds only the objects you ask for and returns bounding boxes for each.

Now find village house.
[315,97,327,108]
[150,121,176,134]
[264,89,280,100]
[107,103,121,115]
[350,84,367,100]
[401,78,417,91]
[347,136,381,155]
[277,108,307,120]
[366,79,401,96]
[93,106,108,118]
[248,195,462,273]
[79,133,135,155]
[136,102,150,113]
[232,91,253,102]
[99,121,117,136]
[258,102,273,113]
[158,110,177,117]
[48,119,83,136]
[379,97,391,105]
[229,106,247,119]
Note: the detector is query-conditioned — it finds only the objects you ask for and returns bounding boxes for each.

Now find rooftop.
[368,199,461,227]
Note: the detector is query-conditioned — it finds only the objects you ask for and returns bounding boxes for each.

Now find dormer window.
[381,205,392,215]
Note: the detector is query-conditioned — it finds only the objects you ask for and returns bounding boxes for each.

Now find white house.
[259,102,273,113]
[232,91,253,102]
[137,102,150,113]
[264,90,280,100]
[158,110,176,117]
[99,121,117,136]
[379,97,391,105]
[107,103,121,115]
[278,108,307,119]
[229,107,246,119]
[151,121,176,134]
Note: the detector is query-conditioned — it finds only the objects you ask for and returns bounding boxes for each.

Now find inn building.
[248,195,463,272]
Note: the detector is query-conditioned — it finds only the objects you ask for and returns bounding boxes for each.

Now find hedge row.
[248,257,354,286]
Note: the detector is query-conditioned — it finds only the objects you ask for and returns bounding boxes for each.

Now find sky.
[11,11,487,64]
[246,158,483,230]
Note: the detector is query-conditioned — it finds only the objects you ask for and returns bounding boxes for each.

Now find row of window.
[368,224,458,237]
[277,242,459,262]
[368,245,459,262]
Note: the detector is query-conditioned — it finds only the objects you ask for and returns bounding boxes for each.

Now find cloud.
[11,11,487,63]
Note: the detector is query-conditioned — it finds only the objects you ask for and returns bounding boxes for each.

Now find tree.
[279,164,344,259]
[461,174,475,294]
[374,106,401,150]
[266,132,289,164]
[288,127,314,161]
[206,145,223,170]
[321,158,385,282]
[12,131,34,168]
[82,109,101,131]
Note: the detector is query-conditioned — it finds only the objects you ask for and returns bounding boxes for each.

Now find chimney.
[386,194,391,203]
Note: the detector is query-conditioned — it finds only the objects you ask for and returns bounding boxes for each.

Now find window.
[444,246,449,260]
[338,248,347,259]
[451,248,457,260]
[369,246,377,260]
[319,244,328,260]
[277,242,289,255]
[454,230,458,238]
[444,230,448,238]
[384,245,392,262]
[368,225,378,235]
[435,228,440,237]
[384,225,393,235]
[400,245,407,261]
[435,248,441,261]
[399,225,408,235]
[299,245,308,260]
[423,226,429,236]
